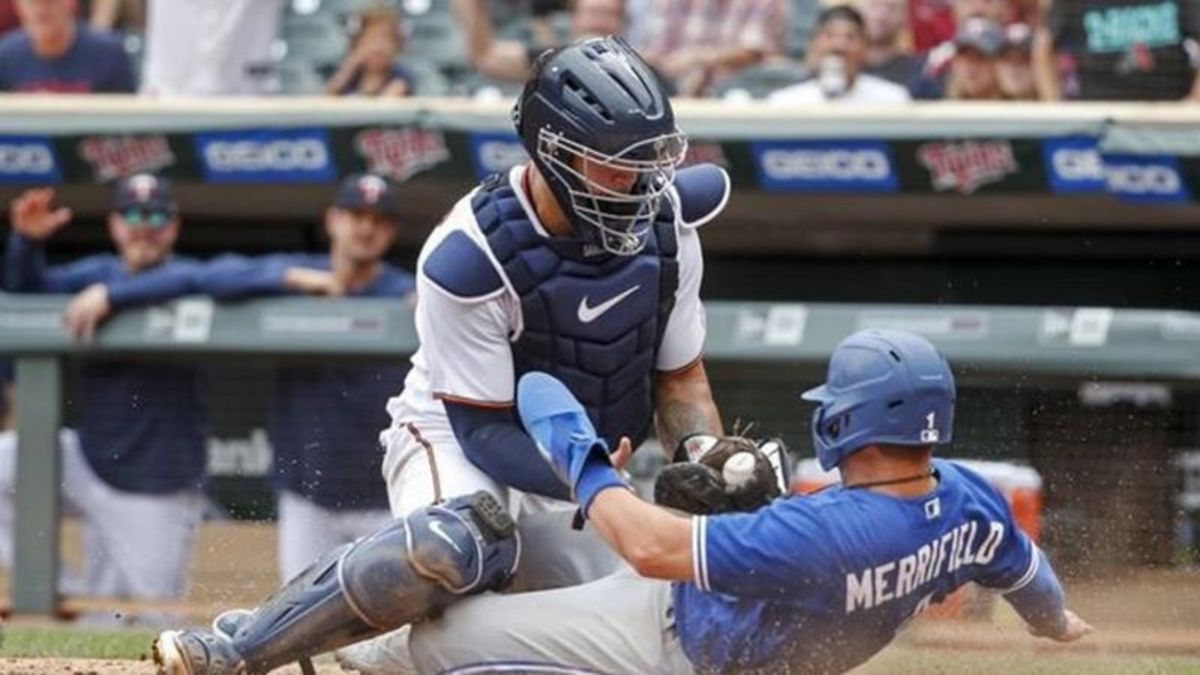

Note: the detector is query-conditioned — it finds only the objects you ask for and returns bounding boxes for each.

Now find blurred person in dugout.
[768,5,911,103]
[76,174,416,582]
[452,0,626,83]
[140,0,284,95]
[1033,0,1200,101]
[0,0,135,92]
[326,4,414,97]
[631,0,789,96]
[185,174,415,581]
[1,175,207,622]
[859,0,923,86]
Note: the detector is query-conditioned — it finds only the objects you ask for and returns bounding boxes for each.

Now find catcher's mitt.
[655,435,786,515]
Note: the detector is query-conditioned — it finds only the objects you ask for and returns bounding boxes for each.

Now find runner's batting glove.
[656,434,787,514]
[517,372,628,518]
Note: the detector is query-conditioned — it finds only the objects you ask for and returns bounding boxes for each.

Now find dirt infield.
[0,659,347,674]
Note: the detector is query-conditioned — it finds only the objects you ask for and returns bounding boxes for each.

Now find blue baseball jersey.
[674,459,1041,674]
[4,232,207,494]
[198,253,414,510]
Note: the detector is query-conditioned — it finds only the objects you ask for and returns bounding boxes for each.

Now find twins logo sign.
[196,128,335,183]
[0,136,60,184]
[752,141,898,193]
[79,134,174,183]
[355,128,450,182]
[917,141,1018,194]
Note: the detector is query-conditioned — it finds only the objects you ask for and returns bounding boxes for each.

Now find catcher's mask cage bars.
[538,127,688,256]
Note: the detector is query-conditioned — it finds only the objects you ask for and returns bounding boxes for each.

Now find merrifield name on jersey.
[846,519,1006,613]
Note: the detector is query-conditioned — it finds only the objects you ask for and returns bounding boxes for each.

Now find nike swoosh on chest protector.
[577,285,641,324]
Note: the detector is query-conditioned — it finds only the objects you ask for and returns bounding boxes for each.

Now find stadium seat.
[282,13,351,65]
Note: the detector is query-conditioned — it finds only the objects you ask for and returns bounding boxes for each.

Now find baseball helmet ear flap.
[802,330,955,471]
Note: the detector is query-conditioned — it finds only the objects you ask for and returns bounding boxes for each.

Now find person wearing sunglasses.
[4,173,207,622]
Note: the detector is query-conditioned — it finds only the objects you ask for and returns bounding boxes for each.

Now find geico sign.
[204,139,328,172]
[761,149,890,180]
[1051,148,1103,182]
[1105,164,1180,194]
[478,141,527,172]
[0,144,54,174]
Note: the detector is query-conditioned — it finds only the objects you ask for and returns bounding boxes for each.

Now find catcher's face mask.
[538,128,688,256]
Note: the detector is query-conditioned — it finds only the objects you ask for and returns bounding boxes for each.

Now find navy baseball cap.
[112,173,178,220]
[954,18,1005,57]
[333,173,401,220]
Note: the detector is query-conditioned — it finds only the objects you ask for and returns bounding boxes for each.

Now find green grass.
[1,626,1198,675]
[0,625,155,659]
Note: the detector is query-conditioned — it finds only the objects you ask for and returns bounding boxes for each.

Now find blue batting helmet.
[512,36,687,256]
[801,329,955,471]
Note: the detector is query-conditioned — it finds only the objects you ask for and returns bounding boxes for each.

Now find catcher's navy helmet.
[802,329,956,470]
[513,36,686,256]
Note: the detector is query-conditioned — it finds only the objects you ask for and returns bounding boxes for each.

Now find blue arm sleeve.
[5,231,51,292]
[4,231,109,293]
[194,254,295,300]
[1002,548,1068,638]
[443,401,572,501]
[105,260,203,308]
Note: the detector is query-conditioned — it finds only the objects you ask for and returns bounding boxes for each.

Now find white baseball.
[722,452,757,488]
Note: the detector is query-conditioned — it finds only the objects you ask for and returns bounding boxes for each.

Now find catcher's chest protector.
[470,175,679,450]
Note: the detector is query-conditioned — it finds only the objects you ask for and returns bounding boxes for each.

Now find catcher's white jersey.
[382,164,707,444]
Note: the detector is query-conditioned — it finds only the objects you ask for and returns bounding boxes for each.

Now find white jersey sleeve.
[656,224,706,372]
[410,194,520,407]
[416,274,515,406]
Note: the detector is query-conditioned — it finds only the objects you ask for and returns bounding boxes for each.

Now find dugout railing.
[1,296,1197,616]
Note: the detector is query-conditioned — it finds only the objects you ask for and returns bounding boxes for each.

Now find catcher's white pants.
[275,490,392,582]
[410,567,695,675]
[0,429,204,603]
[335,422,624,671]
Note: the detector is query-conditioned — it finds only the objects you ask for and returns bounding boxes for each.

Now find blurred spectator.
[768,5,910,103]
[453,0,625,83]
[326,5,412,97]
[140,0,283,96]
[944,18,1003,98]
[633,0,789,96]
[859,0,921,85]
[997,21,1036,99]
[3,175,206,614]
[0,0,90,37]
[1034,0,1200,101]
[0,0,134,92]
[912,16,1005,98]
[911,0,1019,52]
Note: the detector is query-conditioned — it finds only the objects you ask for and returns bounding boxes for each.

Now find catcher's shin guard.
[224,491,519,674]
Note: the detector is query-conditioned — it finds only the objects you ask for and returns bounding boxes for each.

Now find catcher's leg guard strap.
[228,491,519,674]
